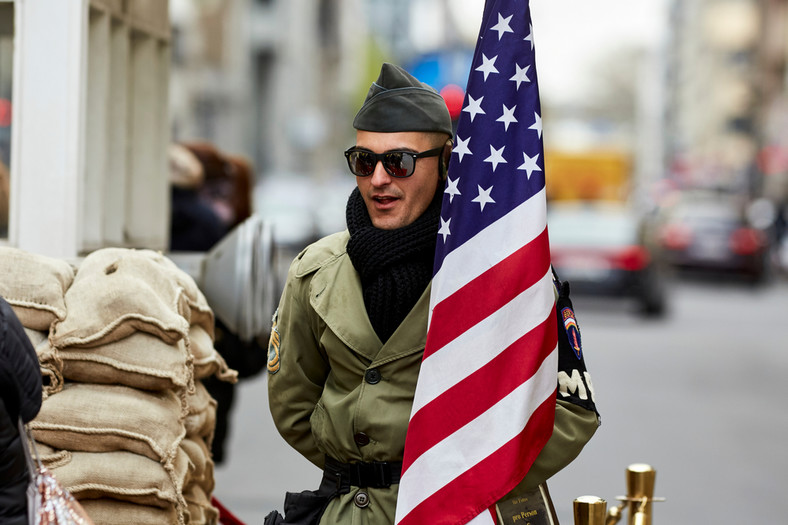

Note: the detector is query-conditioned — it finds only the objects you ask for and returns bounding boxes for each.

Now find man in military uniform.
[266,63,599,525]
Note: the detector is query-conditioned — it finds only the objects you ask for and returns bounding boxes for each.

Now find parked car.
[656,191,769,283]
[548,201,668,317]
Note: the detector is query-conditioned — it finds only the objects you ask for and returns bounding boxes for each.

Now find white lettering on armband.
[558,369,596,403]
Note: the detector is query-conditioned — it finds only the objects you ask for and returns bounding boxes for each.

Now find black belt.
[322,456,402,493]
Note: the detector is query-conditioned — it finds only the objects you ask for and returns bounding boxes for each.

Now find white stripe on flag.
[396,351,557,520]
[411,269,554,416]
[430,187,548,316]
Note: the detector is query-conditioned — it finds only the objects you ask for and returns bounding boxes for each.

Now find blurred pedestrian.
[0,296,43,525]
[181,141,252,231]
[219,153,254,228]
[169,143,229,252]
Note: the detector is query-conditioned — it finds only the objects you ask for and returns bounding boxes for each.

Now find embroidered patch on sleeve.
[267,308,281,374]
[561,306,582,359]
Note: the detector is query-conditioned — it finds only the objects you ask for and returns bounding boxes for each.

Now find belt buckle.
[372,461,391,488]
[349,462,366,487]
[349,461,392,488]
[335,472,343,492]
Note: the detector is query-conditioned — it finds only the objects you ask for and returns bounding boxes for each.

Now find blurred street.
[213,274,788,525]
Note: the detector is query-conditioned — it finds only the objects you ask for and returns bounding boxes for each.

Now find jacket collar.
[309,252,429,363]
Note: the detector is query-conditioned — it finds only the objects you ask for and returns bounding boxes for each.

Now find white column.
[11,0,89,258]
[125,33,169,249]
[103,19,130,246]
[83,7,111,251]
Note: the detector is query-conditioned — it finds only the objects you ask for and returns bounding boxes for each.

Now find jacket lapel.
[310,254,430,363]
[310,253,381,361]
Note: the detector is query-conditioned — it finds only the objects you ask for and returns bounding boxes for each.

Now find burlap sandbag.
[152,252,215,338]
[190,324,237,383]
[49,448,190,511]
[0,246,75,330]
[30,383,185,462]
[32,336,64,399]
[51,248,191,349]
[183,483,219,525]
[36,442,72,470]
[38,364,63,399]
[23,327,47,347]
[79,499,179,525]
[180,437,215,494]
[23,328,63,398]
[185,381,217,443]
[57,331,193,391]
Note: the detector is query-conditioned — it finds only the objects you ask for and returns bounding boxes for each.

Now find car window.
[671,200,741,228]
[548,208,637,247]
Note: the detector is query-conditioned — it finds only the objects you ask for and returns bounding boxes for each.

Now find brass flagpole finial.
[573,495,607,525]
[614,464,665,525]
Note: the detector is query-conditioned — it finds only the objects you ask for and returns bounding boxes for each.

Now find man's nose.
[369,160,392,186]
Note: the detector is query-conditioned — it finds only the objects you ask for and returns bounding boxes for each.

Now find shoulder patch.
[267,308,281,374]
[561,306,582,359]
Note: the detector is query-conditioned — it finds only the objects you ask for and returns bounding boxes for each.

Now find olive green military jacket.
[268,231,599,525]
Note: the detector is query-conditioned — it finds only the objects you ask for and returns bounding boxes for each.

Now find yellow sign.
[544,150,631,202]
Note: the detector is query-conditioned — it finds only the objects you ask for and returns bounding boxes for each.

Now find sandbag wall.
[0,246,238,525]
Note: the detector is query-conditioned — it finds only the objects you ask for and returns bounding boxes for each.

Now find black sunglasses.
[344,146,443,178]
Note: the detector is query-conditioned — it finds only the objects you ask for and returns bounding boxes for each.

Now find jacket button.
[354,491,370,508]
[354,432,370,446]
[364,368,381,385]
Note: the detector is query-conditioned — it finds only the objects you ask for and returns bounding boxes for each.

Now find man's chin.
[371,218,401,230]
[369,213,405,230]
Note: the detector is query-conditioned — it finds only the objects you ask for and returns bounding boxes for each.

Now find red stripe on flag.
[402,310,557,472]
[397,394,556,525]
[425,228,550,358]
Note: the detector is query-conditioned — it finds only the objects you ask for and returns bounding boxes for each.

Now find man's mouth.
[372,195,399,208]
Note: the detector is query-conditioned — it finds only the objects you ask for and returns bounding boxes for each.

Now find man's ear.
[439,139,452,181]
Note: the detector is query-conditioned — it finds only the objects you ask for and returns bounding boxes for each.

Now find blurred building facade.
[169,0,368,182]
[168,0,472,184]
[666,0,788,207]
[757,0,788,204]
[666,0,760,192]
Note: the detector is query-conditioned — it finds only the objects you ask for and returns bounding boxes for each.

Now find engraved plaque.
[495,483,559,525]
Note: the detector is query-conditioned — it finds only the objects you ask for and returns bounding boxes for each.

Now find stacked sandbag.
[0,246,74,397]
[0,247,236,525]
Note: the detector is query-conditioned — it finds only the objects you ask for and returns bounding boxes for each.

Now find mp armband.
[554,278,597,416]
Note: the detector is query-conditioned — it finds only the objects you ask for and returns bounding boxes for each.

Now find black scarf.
[346,187,441,343]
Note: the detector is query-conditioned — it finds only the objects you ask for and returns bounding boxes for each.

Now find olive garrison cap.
[353,63,453,136]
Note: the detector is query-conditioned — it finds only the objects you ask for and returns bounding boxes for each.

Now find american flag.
[394,1,558,524]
